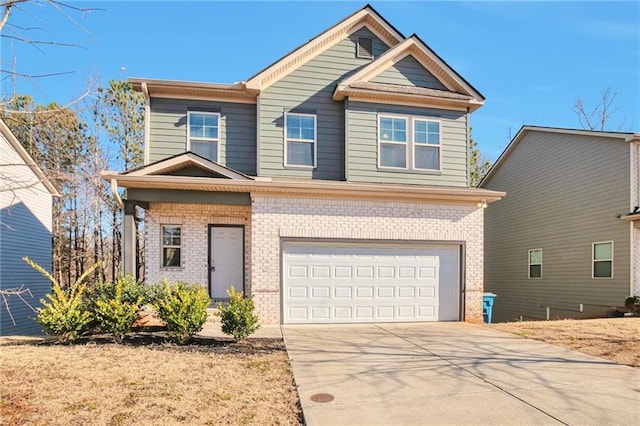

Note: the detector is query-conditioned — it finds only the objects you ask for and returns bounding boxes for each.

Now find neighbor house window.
[379,116,407,168]
[378,115,441,171]
[285,113,316,167]
[593,241,613,278]
[162,226,181,268]
[188,112,219,162]
[528,249,542,279]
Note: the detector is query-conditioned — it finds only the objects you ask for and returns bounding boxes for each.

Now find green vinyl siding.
[148,98,257,175]
[371,56,447,90]
[127,188,250,205]
[346,101,468,186]
[483,131,631,322]
[259,27,390,180]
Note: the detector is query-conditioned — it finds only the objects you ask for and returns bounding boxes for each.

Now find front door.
[209,226,244,299]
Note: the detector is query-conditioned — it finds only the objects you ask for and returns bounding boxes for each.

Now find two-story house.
[103,5,503,325]
[480,126,640,322]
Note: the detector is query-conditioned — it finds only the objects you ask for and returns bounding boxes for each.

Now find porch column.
[122,200,136,276]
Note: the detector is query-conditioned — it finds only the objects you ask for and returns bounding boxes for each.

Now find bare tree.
[574,87,626,131]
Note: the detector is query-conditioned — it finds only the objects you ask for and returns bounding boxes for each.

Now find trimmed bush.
[26,257,97,343]
[93,277,143,343]
[217,287,260,342]
[155,280,210,344]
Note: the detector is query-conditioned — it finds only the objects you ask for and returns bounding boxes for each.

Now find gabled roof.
[479,125,640,187]
[334,35,484,111]
[123,152,253,180]
[0,119,60,197]
[245,4,405,93]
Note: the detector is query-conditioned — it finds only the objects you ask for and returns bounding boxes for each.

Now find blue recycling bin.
[483,293,497,324]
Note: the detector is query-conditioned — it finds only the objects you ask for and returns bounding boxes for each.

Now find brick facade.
[144,197,486,325]
[145,203,251,288]
[250,196,485,324]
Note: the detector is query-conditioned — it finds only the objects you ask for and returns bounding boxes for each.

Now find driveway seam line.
[374,324,570,426]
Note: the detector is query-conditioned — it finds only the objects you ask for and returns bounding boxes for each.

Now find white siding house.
[0,119,59,335]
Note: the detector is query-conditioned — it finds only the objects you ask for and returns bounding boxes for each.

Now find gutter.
[102,172,505,204]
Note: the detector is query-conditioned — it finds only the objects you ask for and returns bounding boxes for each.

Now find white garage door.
[282,242,460,324]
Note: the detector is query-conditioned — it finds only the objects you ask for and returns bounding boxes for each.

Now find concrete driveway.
[283,323,639,426]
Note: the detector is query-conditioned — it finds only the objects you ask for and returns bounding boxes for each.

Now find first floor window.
[285,113,316,167]
[528,249,542,279]
[593,241,613,278]
[162,226,181,268]
[188,112,219,162]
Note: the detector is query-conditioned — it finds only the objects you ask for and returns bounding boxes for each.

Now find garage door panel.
[283,243,460,324]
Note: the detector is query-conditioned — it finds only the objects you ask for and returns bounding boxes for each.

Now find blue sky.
[2,1,638,161]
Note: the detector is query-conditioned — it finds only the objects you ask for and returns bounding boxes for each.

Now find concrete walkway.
[283,322,640,426]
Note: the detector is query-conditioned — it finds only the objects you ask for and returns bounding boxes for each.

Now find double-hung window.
[528,249,542,279]
[285,113,316,167]
[162,225,181,268]
[413,119,440,170]
[593,241,613,278]
[379,116,407,168]
[188,112,219,162]
[378,115,440,171]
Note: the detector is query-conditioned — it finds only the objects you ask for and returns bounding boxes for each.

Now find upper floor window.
[379,117,407,168]
[528,249,542,279]
[285,113,316,168]
[188,112,219,162]
[378,115,441,171]
[593,241,613,278]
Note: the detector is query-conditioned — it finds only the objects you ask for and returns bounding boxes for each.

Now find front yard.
[491,317,640,368]
[0,335,303,425]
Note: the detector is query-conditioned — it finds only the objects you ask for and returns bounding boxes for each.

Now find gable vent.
[356,37,374,59]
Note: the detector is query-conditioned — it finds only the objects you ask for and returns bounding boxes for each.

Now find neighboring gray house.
[0,119,59,335]
[104,5,504,325]
[480,126,640,322]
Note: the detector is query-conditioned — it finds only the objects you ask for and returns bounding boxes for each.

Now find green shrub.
[155,280,210,344]
[625,296,640,315]
[217,287,260,342]
[93,277,143,343]
[26,257,97,343]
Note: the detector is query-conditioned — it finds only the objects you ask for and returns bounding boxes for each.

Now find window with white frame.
[285,113,316,167]
[413,119,440,170]
[593,241,613,278]
[379,116,407,168]
[378,115,441,171]
[528,249,542,279]
[188,112,219,162]
[162,226,181,268]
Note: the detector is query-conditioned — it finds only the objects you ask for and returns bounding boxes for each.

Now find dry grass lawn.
[491,317,640,368]
[0,335,302,425]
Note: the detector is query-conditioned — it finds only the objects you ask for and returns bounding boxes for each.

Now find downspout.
[141,82,151,165]
[465,107,470,187]
[110,178,123,209]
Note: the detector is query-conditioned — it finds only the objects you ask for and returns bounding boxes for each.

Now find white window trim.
[592,241,613,279]
[161,225,182,269]
[187,111,221,162]
[377,114,409,170]
[528,248,543,279]
[412,118,442,171]
[377,114,442,172]
[284,112,317,169]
